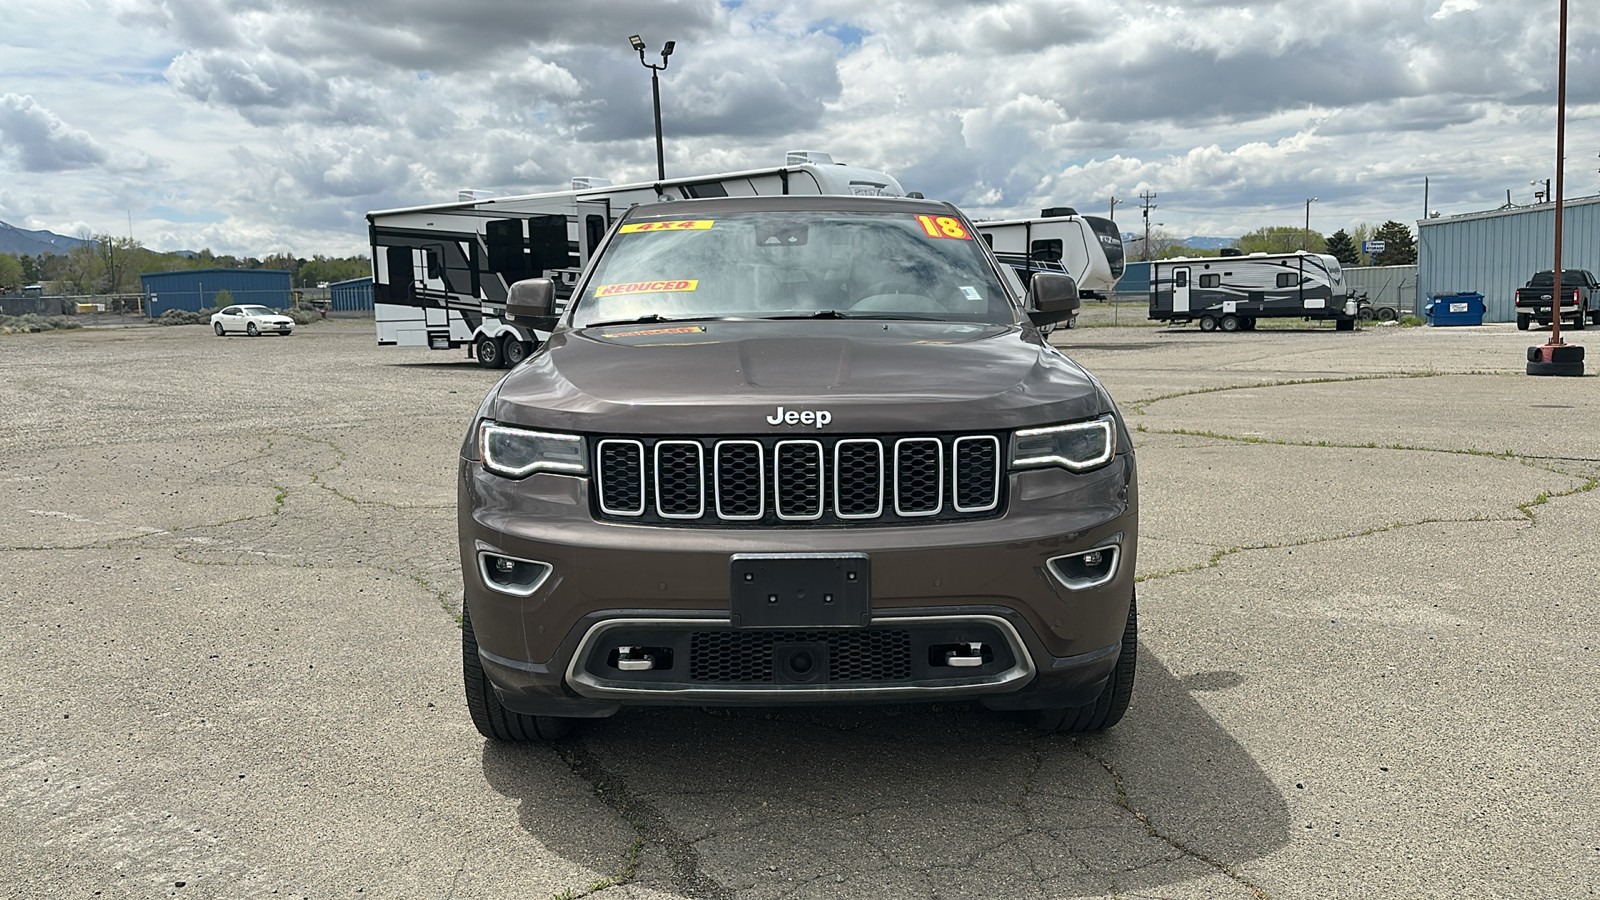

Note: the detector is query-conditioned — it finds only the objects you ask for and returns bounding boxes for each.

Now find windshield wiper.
[759,310,853,319]
[584,314,720,328]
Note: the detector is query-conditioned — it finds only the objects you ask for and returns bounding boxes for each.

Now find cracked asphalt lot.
[2,319,1596,899]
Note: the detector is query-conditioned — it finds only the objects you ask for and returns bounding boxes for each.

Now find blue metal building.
[329,276,374,312]
[1417,194,1600,323]
[139,268,293,315]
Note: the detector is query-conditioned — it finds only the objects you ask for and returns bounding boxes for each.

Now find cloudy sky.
[2,0,1597,257]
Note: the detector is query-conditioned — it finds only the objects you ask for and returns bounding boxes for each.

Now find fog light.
[477,552,553,597]
[1047,544,1120,591]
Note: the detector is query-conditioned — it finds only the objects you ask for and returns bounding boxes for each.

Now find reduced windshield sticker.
[602,325,708,338]
[914,214,972,240]
[617,220,715,233]
[960,285,981,301]
[595,279,699,297]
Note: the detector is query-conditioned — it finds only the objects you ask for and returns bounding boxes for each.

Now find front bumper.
[459,453,1137,715]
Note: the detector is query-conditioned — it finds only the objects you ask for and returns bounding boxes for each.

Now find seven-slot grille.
[594,434,1003,526]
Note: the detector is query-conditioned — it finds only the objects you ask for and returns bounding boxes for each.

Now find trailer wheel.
[1377,307,1398,322]
[1198,315,1218,332]
[462,601,576,742]
[1357,307,1374,321]
[475,334,504,369]
[1219,314,1241,333]
[503,337,532,367]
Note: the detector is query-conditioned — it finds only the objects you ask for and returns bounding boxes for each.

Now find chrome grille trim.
[653,440,705,519]
[713,440,765,521]
[833,438,885,520]
[893,437,944,518]
[594,434,1002,525]
[774,439,824,521]
[596,439,646,517]
[952,435,1002,513]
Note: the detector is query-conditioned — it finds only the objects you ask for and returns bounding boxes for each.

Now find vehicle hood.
[490,320,1108,434]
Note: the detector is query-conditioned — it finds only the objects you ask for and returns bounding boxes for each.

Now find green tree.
[63,232,104,295]
[0,254,24,292]
[97,234,144,295]
[1237,225,1325,254]
[1325,229,1359,265]
[1371,221,1416,266]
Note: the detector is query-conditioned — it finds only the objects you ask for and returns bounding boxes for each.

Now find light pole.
[1531,178,1551,203]
[1303,197,1318,251]
[628,34,675,182]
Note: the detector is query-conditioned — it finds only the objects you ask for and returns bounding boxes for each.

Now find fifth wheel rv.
[1148,251,1358,332]
[366,152,906,367]
[974,207,1126,300]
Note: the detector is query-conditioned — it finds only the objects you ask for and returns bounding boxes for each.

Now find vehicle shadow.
[481,648,1288,899]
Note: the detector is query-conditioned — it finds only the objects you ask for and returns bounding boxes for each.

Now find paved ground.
[1,318,1595,899]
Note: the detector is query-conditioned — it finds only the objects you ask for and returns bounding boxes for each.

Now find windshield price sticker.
[914,215,972,240]
[618,220,715,234]
[595,279,699,297]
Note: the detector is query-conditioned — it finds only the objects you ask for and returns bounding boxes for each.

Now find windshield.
[239,306,274,315]
[570,209,1018,327]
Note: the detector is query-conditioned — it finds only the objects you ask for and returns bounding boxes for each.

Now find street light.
[1531,178,1551,203]
[628,34,675,182]
[1303,197,1318,251]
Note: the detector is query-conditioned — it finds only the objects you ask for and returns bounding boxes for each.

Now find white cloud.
[0,0,1596,256]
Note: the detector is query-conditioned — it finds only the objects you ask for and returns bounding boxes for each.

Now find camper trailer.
[367,152,906,367]
[973,207,1125,300]
[1148,250,1359,332]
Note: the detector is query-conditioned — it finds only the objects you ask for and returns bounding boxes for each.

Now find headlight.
[479,423,588,478]
[1010,417,1115,472]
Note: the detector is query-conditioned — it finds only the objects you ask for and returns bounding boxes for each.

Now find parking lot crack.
[1076,741,1270,900]
[554,740,733,900]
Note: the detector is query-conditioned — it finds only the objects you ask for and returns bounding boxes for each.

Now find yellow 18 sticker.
[914,215,971,240]
[618,220,715,233]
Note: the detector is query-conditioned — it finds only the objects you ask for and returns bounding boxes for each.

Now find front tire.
[462,602,575,742]
[475,334,504,369]
[246,322,259,336]
[1025,594,1137,733]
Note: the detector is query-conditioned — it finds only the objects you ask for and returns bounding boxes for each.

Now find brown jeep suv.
[457,195,1138,740]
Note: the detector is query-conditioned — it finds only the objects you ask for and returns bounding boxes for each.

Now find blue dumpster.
[1423,291,1485,326]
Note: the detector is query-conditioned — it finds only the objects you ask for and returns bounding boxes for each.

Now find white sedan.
[211,305,295,336]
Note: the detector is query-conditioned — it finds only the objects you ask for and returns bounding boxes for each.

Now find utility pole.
[1108,196,1121,221]
[1139,191,1157,261]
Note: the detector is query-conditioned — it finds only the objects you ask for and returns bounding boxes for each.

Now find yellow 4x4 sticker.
[618,220,714,233]
[595,279,699,296]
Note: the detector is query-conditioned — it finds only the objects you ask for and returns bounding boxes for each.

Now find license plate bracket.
[729,553,870,629]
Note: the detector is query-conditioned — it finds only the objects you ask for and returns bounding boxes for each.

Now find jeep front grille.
[593,434,1002,526]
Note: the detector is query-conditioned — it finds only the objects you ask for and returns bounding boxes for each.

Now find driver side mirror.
[506,277,555,320]
[1027,272,1080,327]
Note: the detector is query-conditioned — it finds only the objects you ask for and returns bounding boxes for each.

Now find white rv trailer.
[1147,250,1359,332]
[973,207,1126,300]
[366,152,906,367]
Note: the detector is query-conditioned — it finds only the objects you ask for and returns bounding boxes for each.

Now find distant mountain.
[0,221,92,257]
[1184,235,1237,250]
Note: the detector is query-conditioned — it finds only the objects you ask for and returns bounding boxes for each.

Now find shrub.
[155,307,220,326]
[0,314,85,334]
[1399,315,1424,327]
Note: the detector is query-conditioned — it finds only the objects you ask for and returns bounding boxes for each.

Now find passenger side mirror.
[506,278,555,320]
[1027,272,1080,327]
